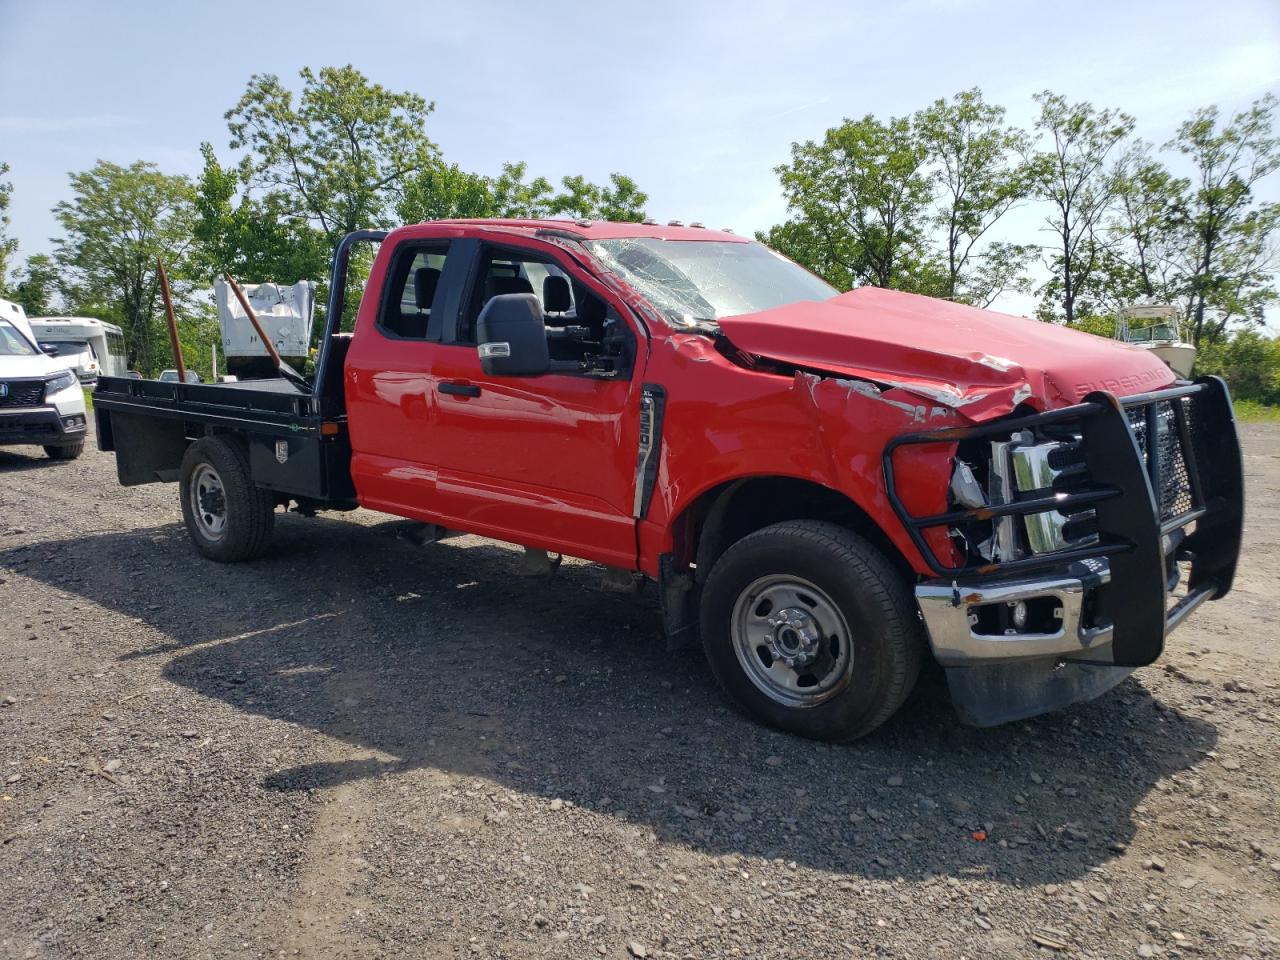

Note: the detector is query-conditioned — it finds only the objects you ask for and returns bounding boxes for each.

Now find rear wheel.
[700,520,923,742]
[44,442,83,460]
[179,437,274,562]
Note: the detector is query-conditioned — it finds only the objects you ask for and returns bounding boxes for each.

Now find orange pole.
[157,259,187,383]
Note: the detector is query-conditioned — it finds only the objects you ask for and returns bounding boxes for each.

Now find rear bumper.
[0,409,88,446]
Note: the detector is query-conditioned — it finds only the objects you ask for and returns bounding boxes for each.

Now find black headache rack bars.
[883,378,1244,667]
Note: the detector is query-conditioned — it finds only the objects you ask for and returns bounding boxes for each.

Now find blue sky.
[2,0,1278,316]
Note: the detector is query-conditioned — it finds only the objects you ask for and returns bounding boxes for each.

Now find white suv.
[0,310,89,460]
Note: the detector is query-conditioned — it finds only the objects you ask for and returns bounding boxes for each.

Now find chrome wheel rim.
[190,463,228,541]
[730,574,853,708]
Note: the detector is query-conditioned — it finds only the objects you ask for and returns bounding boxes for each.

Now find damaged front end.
[885,380,1243,726]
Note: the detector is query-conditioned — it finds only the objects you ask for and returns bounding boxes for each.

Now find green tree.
[595,174,648,223]
[771,114,937,290]
[225,65,437,240]
[1026,92,1135,324]
[1169,94,1280,344]
[193,142,329,284]
[52,160,196,375]
[0,161,15,294]
[914,89,1034,305]
[398,161,501,222]
[548,174,602,219]
[756,218,858,290]
[1102,143,1190,311]
[489,162,555,218]
[397,162,649,224]
[1194,328,1280,403]
[10,253,59,316]
[546,172,649,222]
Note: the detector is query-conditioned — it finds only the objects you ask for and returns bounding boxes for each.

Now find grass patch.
[82,387,94,412]
[1234,399,1280,423]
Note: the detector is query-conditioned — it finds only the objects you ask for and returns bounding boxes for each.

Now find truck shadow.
[1,513,1217,886]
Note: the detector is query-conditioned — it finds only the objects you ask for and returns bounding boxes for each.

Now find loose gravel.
[1,427,1278,959]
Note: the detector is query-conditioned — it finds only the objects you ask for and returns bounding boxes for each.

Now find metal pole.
[157,259,187,383]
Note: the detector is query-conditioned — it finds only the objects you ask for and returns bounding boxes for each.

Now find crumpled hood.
[719,286,1176,420]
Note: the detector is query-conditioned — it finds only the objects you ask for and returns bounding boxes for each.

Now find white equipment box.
[214,280,315,359]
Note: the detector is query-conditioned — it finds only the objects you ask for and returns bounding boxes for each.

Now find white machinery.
[1117,304,1197,379]
[28,315,128,382]
[213,279,314,379]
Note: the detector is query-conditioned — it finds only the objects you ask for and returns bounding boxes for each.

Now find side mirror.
[476,293,550,377]
[41,344,59,356]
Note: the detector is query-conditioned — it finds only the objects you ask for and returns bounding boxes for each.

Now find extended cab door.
[345,231,647,570]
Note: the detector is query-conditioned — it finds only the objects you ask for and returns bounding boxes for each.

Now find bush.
[1195,330,1280,406]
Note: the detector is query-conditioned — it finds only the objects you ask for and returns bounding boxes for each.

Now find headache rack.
[883,378,1244,667]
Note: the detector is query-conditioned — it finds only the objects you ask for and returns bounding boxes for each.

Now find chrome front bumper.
[916,561,1114,666]
[916,558,1217,668]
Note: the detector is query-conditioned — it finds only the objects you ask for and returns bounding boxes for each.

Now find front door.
[346,233,646,570]
[425,241,645,569]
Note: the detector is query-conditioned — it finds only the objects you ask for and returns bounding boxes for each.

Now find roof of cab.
[420,218,750,243]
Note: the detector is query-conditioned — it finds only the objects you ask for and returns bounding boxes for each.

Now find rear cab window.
[377,242,453,340]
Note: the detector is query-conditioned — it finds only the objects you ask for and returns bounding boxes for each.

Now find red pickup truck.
[93,219,1243,741]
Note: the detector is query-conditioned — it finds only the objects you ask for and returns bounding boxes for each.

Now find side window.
[458,248,583,344]
[460,244,635,376]
[378,242,451,340]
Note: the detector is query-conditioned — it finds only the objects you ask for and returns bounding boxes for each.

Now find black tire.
[700,520,923,742]
[44,442,84,460]
[179,436,275,562]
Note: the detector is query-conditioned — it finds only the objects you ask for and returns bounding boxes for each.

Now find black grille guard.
[883,377,1244,667]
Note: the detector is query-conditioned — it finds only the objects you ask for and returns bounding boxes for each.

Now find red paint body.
[343,221,1175,580]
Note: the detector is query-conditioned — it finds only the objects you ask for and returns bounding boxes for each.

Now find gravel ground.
[1,426,1278,960]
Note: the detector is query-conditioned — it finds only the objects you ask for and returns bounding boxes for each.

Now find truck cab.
[92,220,1244,741]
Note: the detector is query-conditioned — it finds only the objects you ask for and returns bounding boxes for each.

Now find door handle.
[439,381,481,398]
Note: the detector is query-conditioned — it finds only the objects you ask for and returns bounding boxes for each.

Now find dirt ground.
[1,426,1277,960]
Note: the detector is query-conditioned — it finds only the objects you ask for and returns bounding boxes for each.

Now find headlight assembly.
[948,432,1097,563]
[46,370,79,394]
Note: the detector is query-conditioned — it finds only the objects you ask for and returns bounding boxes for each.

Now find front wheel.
[700,520,923,742]
[44,442,83,460]
[179,437,275,562]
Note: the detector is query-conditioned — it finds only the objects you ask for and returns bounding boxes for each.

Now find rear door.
[344,234,474,516]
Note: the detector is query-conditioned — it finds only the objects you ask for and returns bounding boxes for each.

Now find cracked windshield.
[586,238,837,325]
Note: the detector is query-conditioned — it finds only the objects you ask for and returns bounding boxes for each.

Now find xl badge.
[275,440,289,464]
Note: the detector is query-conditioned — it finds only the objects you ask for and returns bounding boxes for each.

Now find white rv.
[28,316,128,383]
